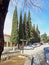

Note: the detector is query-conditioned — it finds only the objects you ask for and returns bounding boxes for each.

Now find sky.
[4,0,49,35]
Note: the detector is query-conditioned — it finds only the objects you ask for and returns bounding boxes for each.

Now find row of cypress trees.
[10,7,40,45]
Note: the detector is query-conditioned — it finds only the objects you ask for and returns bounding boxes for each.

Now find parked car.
[24,45,33,50]
[32,45,36,48]
[44,47,49,64]
[33,43,40,47]
[40,42,43,45]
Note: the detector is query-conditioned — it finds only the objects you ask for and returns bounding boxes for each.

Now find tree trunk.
[0,0,10,61]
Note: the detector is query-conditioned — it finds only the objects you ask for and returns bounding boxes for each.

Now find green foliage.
[35,25,40,42]
[47,36,49,42]
[19,11,23,42]
[22,11,40,44]
[10,7,19,45]
[23,12,27,39]
[26,11,32,42]
[10,9,41,45]
[31,24,36,43]
[29,24,40,43]
[41,33,47,43]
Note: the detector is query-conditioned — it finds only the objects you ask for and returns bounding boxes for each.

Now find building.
[4,34,16,47]
[4,34,12,47]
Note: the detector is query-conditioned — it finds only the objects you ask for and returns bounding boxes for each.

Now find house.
[4,34,12,47]
[4,34,17,47]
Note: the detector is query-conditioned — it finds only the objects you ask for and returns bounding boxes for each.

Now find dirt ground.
[0,55,27,65]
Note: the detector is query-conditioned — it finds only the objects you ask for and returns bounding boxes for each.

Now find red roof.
[4,34,10,37]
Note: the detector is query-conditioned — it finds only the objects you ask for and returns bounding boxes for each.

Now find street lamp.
[20,39,26,54]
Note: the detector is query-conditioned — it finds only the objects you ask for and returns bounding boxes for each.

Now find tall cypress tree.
[32,24,36,43]
[19,11,23,43]
[23,12,27,39]
[10,7,19,45]
[36,25,40,42]
[26,11,32,42]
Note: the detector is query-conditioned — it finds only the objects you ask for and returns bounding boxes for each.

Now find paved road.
[23,44,49,56]
[24,44,49,65]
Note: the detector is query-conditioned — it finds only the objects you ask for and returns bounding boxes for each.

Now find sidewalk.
[24,58,31,65]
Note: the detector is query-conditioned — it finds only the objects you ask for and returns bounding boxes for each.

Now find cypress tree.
[26,11,32,43]
[10,7,19,45]
[36,25,40,42]
[32,24,36,43]
[19,11,23,43]
[23,12,27,39]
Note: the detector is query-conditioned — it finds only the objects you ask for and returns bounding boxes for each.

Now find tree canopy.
[10,7,19,45]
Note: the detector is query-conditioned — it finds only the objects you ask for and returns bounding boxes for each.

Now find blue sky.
[4,0,49,35]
